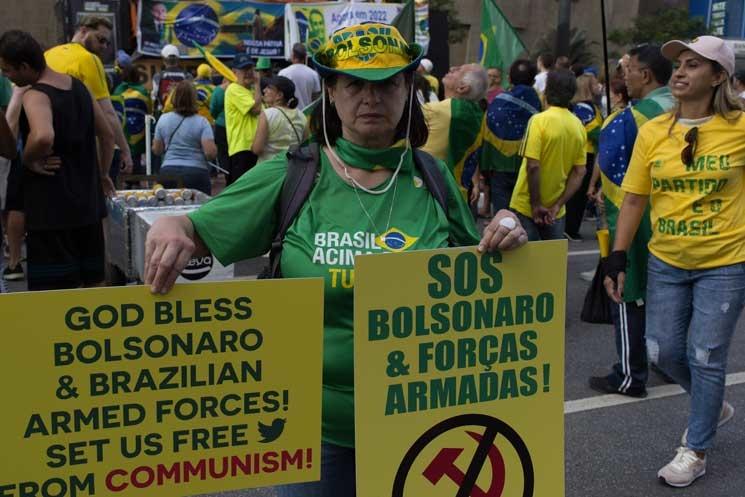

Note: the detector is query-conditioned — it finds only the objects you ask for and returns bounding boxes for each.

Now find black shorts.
[4,156,23,212]
[26,222,105,291]
[227,150,257,186]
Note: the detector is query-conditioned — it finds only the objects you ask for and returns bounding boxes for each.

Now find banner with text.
[138,0,286,58]
[284,1,429,57]
[354,241,567,497]
[0,279,323,497]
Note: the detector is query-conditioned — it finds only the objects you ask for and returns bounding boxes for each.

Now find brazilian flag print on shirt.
[114,82,152,157]
[188,146,480,448]
[571,101,603,154]
[598,86,674,302]
[479,84,541,173]
[422,98,484,194]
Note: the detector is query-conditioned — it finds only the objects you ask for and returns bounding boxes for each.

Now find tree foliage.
[608,8,709,47]
[534,28,598,66]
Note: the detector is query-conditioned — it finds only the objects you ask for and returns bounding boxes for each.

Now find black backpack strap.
[413,149,449,217]
[266,142,319,278]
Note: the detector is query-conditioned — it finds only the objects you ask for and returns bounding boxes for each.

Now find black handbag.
[580,259,613,324]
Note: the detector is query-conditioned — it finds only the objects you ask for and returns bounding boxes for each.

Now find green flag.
[392,0,416,43]
[479,0,526,87]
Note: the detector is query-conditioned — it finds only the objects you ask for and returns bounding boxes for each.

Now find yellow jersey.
[44,43,109,100]
[510,106,587,218]
[225,82,259,156]
[622,113,745,269]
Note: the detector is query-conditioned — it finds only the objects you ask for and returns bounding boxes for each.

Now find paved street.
[5,220,745,496]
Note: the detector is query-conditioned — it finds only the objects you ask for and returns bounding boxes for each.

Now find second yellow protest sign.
[0,279,323,497]
[354,241,567,497]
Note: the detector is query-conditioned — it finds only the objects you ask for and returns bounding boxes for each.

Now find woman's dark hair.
[545,69,576,108]
[0,30,46,73]
[122,64,142,85]
[508,59,536,87]
[171,80,198,116]
[310,72,429,148]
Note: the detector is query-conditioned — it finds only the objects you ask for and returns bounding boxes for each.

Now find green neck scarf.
[334,137,412,171]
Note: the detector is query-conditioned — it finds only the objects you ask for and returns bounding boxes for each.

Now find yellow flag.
[194,42,237,83]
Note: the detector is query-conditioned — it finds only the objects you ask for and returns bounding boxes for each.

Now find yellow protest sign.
[0,279,323,497]
[354,241,567,497]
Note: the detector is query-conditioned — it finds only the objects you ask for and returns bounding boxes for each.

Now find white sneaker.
[658,447,706,487]
[681,401,734,445]
[579,269,596,282]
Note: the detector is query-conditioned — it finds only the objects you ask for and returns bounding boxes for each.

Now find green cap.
[256,57,271,70]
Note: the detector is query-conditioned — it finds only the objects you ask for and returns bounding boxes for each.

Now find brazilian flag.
[571,101,603,154]
[479,0,526,89]
[479,85,541,173]
[598,87,675,301]
[114,82,152,157]
[450,99,484,194]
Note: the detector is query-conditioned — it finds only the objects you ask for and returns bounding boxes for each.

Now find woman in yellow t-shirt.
[605,36,745,488]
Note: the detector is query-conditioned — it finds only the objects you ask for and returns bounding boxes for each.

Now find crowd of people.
[0,15,744,494]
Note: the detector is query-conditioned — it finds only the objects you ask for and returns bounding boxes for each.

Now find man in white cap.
[417,58,439,96]
[151,44,192,113]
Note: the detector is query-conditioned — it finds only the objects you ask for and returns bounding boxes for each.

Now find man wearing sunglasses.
[589,44,674,398]
[45,15,133,176]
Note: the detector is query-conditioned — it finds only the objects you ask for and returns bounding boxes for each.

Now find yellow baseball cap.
[197,63,211,78]
[312,22,423,81]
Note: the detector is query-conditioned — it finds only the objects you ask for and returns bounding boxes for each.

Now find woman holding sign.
[144,22,528,496]
[605,36,745,488]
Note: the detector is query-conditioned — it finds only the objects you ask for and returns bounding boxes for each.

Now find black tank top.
[21,77,105,230]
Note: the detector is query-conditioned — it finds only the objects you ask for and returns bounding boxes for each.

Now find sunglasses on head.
[681,126,698,166]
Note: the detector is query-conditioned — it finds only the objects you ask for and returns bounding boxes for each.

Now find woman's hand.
[144,215,197,295]
[478,210,528,252]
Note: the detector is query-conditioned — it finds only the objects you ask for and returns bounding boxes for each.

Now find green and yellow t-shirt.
[210,85,227,128]
[510,106,587,218]
[622,113,745,270]
[45,43,109,100]
[188,145,480,447]
[225,82,259,156]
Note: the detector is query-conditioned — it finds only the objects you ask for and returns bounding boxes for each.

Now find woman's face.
[670,50,725,102]
[262,85,281,106]
[327,73,409,147]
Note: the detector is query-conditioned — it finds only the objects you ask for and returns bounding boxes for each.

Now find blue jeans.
[489,171,518,213]
[646,254,745,450]
[274,442,355,497]
[159,166,212,195]
[515,212,566,241]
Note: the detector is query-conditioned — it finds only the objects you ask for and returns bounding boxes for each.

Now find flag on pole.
[193,42,237,84]
[479,0,526,87]
[392,0,416,43]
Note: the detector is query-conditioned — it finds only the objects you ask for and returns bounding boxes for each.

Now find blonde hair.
[669,60,743,133]
[571,74,595,104]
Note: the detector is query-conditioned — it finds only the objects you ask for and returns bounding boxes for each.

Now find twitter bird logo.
[258,418,286,443]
